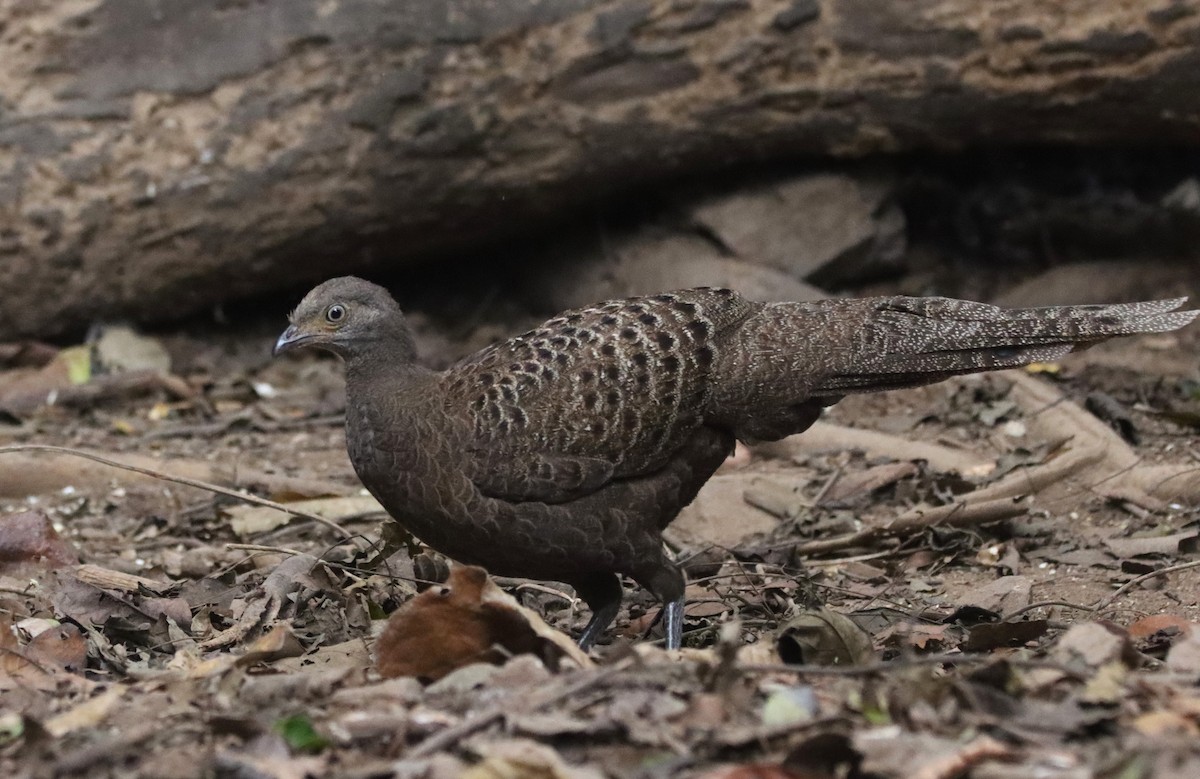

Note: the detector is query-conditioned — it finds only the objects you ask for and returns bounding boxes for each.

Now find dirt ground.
[1,267,1199,778]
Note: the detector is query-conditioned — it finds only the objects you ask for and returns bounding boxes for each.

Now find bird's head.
[273,276,415,362]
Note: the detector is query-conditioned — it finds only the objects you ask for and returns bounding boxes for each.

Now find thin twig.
[1095,558,1200,613]
[811,465,844,506]
[1002,599,1097,622]
[806,549,899,567]
[0,443,354,541]
[792,495,1029,557]
[225,542,310,558]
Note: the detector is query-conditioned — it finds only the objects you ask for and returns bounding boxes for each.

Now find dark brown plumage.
[274,277,1197,649]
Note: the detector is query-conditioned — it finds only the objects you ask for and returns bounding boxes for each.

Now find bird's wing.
[441,289,757,503]
[460,446,616,503]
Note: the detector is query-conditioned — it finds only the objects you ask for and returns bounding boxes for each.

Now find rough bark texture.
[2,0,1199,339]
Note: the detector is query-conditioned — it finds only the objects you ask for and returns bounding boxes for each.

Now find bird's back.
[442,287,760,478]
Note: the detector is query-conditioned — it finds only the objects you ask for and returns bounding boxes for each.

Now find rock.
[690,173,906,288]
[991,260,1197,308]
[531,231,827,311]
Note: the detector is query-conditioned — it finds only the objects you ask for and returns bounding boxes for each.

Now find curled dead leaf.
[376,565,591,682]
[238,624,307,666]
[776,608,874,666]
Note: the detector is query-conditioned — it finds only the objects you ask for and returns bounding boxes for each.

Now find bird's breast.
[344,394,479,518]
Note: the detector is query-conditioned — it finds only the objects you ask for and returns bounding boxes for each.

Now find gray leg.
[662,595,685,650]
[572,573,623,651]
[635,561,687,650]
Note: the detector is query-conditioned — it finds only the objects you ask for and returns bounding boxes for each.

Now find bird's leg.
[637,562,687,650]
[662,595,685,651]
[572,573,623,652]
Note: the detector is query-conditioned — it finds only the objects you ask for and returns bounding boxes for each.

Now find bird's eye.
[325,304,346,323]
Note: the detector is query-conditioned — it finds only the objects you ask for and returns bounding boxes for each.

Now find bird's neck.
[340,315,421,371]
[344,347,433,389]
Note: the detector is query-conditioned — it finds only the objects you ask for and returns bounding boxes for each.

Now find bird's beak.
[273,324,312,356]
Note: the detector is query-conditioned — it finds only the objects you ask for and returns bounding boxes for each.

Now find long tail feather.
[711,296,1198,429]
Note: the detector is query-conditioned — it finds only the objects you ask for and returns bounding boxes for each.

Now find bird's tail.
[709,296,1196,439]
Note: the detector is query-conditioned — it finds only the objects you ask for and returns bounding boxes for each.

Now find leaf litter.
[0,304,1197,778]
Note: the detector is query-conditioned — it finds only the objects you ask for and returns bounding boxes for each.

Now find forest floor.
[1,263,1199,779]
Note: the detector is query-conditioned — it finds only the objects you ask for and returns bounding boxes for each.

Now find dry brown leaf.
[1168,695,1200,720]
[1051,622,1138,669]
[886,623,954,651]
[44,685,126,737]
[237,623,306,666]
[0,648,57,691]
[0,511,78,574]
[376,565,590,682]
[1132,710,1200,739]
[776,608,874,666]
[0,353,77,416]
[270,638,373,676]
[955,574,1033,615]
[22,623,87,674]
[461,738,605,779]
[756,421,992,475]
[684,583,731,618]
[1128,614,1192,640]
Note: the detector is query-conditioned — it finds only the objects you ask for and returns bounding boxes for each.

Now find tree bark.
[2,0,1199,339]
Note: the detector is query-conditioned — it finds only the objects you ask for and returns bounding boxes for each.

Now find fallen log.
[3,0,1199,338]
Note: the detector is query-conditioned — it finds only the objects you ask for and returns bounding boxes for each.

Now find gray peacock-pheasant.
[274,276,1197,650]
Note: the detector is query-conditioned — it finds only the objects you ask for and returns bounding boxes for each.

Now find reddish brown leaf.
[0,511,78,574]
[22,623,87,674]
[376,565,576,682]
[0,647,57,691]
[1128,614,1192,641]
